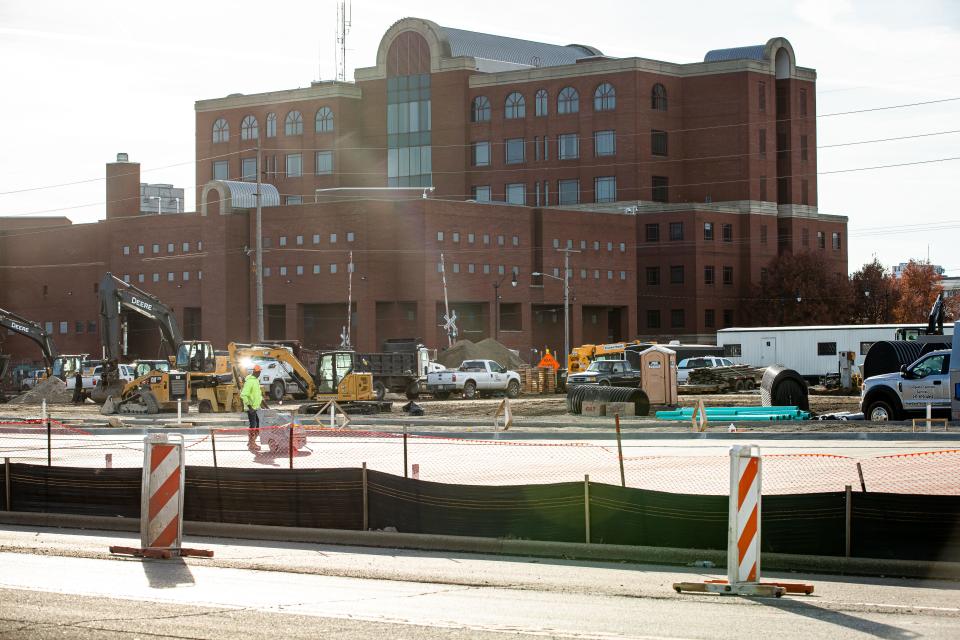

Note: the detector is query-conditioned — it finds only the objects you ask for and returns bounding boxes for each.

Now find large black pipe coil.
[759,365,810,411]
[565,385,650,416]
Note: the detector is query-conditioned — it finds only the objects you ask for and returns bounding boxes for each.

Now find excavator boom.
[0,307,58,373]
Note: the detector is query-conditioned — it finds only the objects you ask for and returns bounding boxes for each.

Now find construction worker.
[72,370,83,404]
[240,364,263,452]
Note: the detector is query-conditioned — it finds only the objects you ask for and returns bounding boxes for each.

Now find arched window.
[315,106,334,133]
[266,112,277,138]
[212,118,229,143]
[535,89,548,116]
[651,84,668,111]
[240,115,258,141]
[285,110,303,136]
[593,83,616,111]
[471,96,491,122]
[558,87,579,114]
[504,92,525,119]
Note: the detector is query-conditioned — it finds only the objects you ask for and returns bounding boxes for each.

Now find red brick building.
[1,18,846,366]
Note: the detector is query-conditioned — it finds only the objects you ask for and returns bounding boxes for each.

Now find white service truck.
[426,359,521,400]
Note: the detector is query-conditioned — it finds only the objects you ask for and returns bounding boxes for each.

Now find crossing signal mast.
[335,1,352,82]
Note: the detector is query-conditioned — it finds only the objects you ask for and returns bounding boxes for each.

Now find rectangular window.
[330,264,338,274]
[704,222,713,240]
[505,138,525,164]
[619,242,626,252]
[182,271,190,281]
[59,321,68,334]
[483,234,490,245]
[669,222,683,241]
[832,232,841,250]
[347,232,354,242]
[802,179,810,205]
[646,266,660,286]
[619,271,626,280]
[167,272,175,282]
[182,242,190,252]
[330,233,337,243]
[593,269,600,280]
[652,176,669,203]
[264,267,271,277]
[818,231,826,249]
[558,134,579,160]
[152,273,159,283]
[483,264,490,274]
[723,343,742,357]
[723,309,734,327]
[722,224,733,243]
[472,186,491,202]
[286,196,301,206]
[607,270,613,280]
[279,236,287,247]
[593,240,600,250]
[670,265,684,284]
[498,235,505,246]
[817,342,837,356]
[137,244,144,255]
[671,309,685,328]
[296,235,303,246]
[286,153,302,177]
[758,81,766,112]
[647,310,661,329]
[313,264,320,274]
[594,176,616,203]
[296,265,304,275]
[313,234,320,244]
[513,235,520,246]
[645,224,660,242]
[122,245,130,255]
[760,225,768,245]
[558,179,580,205]
[760,175,768,201]
[137,274,144,283]
[506,183,526,205]
[651,129,668,156]
[452,263,460,273]
[606,241,613,251]
[437,231,444,242]
[722,266,733,285]
[594,130,615,156]
[241,157,257,181]
[800,135,808,161]
[704,265,715,285]
[799,88,808,117]
[213,161,229,180]
[704,309,715,328]
[468,233,475,243]
[315,150,333,175]
[152,243,159,254]
[167,242,174,253]
[472,141,490,166]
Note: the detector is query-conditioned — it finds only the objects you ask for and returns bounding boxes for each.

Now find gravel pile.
[437,338,526,370]
[7,376,75,405]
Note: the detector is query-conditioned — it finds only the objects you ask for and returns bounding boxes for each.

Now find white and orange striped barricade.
[673,445,812,597]
[110,433,212,559]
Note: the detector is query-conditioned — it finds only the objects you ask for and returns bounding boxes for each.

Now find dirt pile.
[7,376,75,405]
[437,339,526,370]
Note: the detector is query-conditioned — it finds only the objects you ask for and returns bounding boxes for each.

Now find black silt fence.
[367,470,585,542]
[7,463,140,518]
[183,466,363,530]
[852,493,960,562]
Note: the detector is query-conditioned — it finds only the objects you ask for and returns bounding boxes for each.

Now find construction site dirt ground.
[0,390,946,434]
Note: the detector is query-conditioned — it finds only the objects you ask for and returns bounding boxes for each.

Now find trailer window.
[817,342,837,356]
[860,341,874,356]
[722,344,741,357]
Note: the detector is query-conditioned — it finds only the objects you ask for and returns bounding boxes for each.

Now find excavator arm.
[99,272,183,361]
[227,342,317,398]
[0,307,58,373]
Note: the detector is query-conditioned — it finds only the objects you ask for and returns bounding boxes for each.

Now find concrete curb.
[2,511,957,581]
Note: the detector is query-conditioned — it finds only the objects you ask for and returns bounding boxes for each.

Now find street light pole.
[533,248,579,368]
[255,136,264,342]
[492,271,518,341]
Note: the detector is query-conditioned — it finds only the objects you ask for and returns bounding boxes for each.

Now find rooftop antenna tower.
[335,1,352,82]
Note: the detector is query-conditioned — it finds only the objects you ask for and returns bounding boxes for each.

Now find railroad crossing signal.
[443,310,458,343]
[339,325,351,349]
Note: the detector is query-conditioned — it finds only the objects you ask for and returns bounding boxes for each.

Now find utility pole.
[255,136,264,342]
[345,250,354,348]
[558,249,580,368]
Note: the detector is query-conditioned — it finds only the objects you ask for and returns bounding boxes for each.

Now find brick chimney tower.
[105,152,141,219]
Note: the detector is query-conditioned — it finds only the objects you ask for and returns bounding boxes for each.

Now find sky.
[0,0,958,275]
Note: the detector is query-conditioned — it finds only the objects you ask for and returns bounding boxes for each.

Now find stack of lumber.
[688,365,766,391]
[517,367,558,394]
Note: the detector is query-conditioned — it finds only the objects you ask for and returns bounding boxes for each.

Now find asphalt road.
[1,527,959,639]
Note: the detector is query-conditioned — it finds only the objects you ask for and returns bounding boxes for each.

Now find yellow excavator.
[567,340,650,374]
[228,342,389,414]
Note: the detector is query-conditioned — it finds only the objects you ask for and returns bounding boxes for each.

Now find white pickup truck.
[426,359,521,400]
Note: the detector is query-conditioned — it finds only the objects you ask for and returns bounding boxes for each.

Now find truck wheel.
[270,380,285,402]
[434,391,450,400]
[405,381,420,400]
[506,380,520,399]
[598,380,611,386]
[374,381,387,402]
[866,399,896,422]
[462,381,478,399]
[198,399,213,413]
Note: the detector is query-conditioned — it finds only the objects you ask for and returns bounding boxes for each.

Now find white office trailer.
[716,324,954,381]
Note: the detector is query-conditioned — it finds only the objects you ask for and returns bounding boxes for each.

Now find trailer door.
[758,337,778,366]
